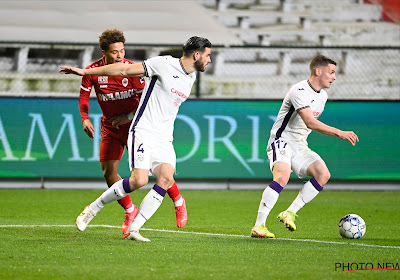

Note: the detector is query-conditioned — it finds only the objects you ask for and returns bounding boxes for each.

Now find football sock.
[167,181,182,202]
[254,181,283,227]
[91,178,133,213]
[173,197,184,207]
[287,178,323,213]
[117,196,133,212]
[125,205,135,214]
[129,184,166,231]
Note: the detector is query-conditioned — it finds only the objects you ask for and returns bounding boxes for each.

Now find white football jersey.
[268,80,328,146]
[130,56,196,141]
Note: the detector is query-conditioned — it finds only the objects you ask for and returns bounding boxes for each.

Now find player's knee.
[130,176,148,190]
[273,173,290,187]
[156,177,174,190]
[317,169,331,186]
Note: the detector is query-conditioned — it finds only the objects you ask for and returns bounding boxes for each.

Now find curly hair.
[99,29,126,51]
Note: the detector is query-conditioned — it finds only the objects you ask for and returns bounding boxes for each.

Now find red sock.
[167,181,182,202]
[117,195,133,211]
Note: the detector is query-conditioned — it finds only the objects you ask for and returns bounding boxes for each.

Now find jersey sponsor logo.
[299,88,304,91]
[313,111,321,118]
[98,89,139,101]
[171,88,188,100]
[173,75,179,78]
[173,98,182,107]
[98,76,108,84]
[122,78,128,87]
[100,85,107,88]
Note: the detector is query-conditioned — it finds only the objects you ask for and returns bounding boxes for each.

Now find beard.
[194,59,206,72]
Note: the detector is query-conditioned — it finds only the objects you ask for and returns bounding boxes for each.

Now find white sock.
[90,179,129,213]
[173,197,184,207]
[254,182,282,227]
[125,205,134,213]
[129,187,165,231]
[287,179,322,214]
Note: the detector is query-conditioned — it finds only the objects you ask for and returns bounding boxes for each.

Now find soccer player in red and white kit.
[79,29,187,234]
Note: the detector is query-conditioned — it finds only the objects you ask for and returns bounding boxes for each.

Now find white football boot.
[123,230,150,242]
[76,205,96,231]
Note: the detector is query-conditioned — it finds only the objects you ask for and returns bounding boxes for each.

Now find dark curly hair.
[99,29,126,51]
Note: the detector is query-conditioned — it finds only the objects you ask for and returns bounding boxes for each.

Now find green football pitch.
[0,189,399,279]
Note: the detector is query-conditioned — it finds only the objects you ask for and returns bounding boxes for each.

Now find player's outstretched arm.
[59,63,146,77]
[298,107,359,146]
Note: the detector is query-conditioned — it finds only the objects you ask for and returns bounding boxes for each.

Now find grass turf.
[0,189,399,279]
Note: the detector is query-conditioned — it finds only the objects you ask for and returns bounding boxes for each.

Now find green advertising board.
[0,97,399,180]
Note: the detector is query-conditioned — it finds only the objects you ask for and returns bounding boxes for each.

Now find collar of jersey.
[307,80,320,93]
[179,58,190,75]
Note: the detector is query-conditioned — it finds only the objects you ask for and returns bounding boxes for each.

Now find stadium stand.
[0,0,398,99]
[196,0,400,99]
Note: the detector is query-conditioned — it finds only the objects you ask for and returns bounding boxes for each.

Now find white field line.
[1,224,400,250]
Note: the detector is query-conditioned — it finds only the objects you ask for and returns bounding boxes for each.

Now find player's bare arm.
[60,63,146,77]
[82,119,95,138]
[298,107,359,146]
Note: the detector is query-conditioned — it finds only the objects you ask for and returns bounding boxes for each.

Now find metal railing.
[0,42,399,100]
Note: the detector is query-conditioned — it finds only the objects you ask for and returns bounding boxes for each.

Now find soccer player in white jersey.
[60,36,211,242]
[251,55,359,238]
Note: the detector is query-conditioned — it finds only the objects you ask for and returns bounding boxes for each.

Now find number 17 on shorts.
[267,139,292,168]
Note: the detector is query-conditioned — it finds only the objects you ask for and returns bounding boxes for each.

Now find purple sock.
[310,178,323,191]
[122,178,133,193]
[269,181,283,193]
[153,184,167,197]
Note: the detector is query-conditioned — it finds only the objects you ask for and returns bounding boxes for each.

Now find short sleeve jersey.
[79,57,144,123]
[131,56,196,141]
[268,79,328,146]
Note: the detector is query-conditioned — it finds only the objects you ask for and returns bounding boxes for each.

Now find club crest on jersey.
[122,78,128,87]
[98,76,108,84]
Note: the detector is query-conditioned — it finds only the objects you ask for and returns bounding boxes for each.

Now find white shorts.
[127,129,176,175]
[266,138,323,178]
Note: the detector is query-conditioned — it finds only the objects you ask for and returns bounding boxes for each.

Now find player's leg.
[101,160,132,208]
[287,159,330,214]
[280,151,329,231]
[124,163,175,242]
[124,140,177,241]
[252,139,292,238]
[76,175,144,231]
[167,181,187,228]
[76,128,146,232]
[100,133,138,233]
[101,160,139,234]
[251,162,290,238]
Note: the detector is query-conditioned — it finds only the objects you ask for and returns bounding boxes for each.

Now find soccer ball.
[338,214,366,239]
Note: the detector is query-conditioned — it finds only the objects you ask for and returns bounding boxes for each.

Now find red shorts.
[99,117,131,162]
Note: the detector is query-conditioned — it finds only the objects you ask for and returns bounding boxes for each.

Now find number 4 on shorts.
[137,143,144,153]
